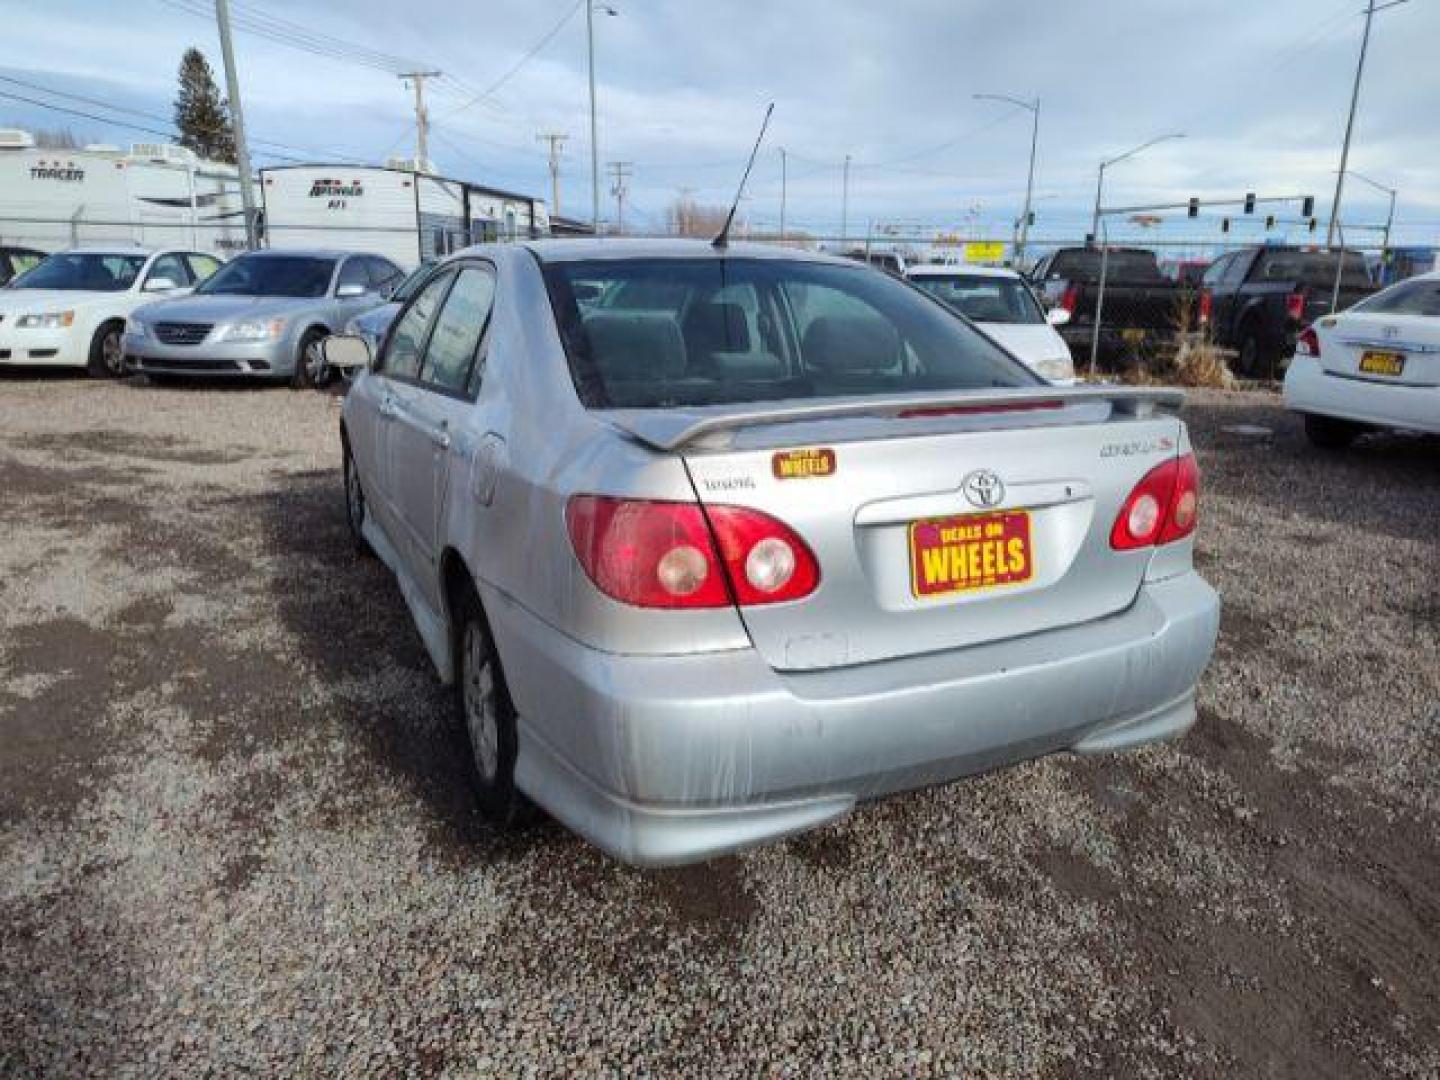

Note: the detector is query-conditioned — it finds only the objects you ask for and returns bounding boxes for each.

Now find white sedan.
[906,263,1076,383]
[0,247,221,377]
[1284,270,1440,448]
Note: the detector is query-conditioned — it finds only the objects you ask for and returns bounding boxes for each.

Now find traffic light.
[1221,217,1230,234]
[1265,215,1276,229]
[1188,197,1199,218]
[1026,211,1035,226]
[1308,217,1318,233]
[1301,195,1315,217]
[1244,193,1256,214]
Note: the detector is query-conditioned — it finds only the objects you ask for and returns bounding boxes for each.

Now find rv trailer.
[0,129,247,255]
[258,163,548,269]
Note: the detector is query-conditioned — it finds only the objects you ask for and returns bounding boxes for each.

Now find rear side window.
[1252,250,1370,287]
[1354,278,1440,317]
[418,265,495,395]
[381,269,453,380]
[542,257,1038,409]
[186,254,221,282]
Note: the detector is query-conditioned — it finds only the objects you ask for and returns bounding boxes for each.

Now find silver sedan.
[329,239,1220,866]
[124,249,402,387]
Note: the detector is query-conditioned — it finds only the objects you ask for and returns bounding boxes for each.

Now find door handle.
[429,421,451,450]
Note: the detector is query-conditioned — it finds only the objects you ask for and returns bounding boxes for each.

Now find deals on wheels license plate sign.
[1359,350,1405,377]
[909,510,1033,599]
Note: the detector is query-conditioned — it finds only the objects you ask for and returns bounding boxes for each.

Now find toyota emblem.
[962,469,1005,509]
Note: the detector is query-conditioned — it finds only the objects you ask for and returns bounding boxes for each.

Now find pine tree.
[173,47,236,164]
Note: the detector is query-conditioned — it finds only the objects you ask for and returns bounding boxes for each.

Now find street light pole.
[586,2,600,234]
[779,147,787,241]
[840,154,850,249]
[974,94,1040,264]
[1090,132,1186,240]
[1346,168,1399,270]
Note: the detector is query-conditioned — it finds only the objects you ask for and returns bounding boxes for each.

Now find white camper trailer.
[258,163,547,270]
[0,129,246,255]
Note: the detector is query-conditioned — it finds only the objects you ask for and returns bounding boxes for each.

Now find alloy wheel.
[103,329,124,376]
[462,622,500,782]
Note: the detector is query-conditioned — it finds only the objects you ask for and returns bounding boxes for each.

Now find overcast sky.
[4,0,1437,246]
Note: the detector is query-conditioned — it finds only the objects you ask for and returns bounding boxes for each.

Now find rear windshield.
[1251,250,1370,288]
[1353,277,1440,317]
[542,257,1039,409]
[1044,249,1165,283]
[195,254,336,298]
[908,274,1045,324]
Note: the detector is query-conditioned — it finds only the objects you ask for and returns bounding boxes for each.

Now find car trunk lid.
[1318,312,1440,387]
[604,387,1186,671]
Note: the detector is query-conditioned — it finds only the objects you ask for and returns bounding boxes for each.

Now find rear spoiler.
[600,385,1185,452]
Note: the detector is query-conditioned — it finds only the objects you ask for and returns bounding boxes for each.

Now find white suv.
[0,247,222,377]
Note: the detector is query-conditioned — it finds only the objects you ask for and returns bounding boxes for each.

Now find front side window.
[196,255,337,298]
[542,257,1038,409]
[336,258,370,293]
[909,274,1045,325]
[11,252,146,292]
[418,265,496,394]
[381,269,454,380]
[1354,277,1440,317]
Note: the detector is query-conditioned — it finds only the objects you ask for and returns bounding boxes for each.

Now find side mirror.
[335,282,368,299]
[321,333,373,375]
[144,276,180,293]
[1047,307,1072,327]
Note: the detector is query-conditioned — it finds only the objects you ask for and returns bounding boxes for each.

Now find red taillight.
[565,496,819,609]
[1059,284,1080,313]
[1110,453,1201,550]
[1295,326,1320,358]
[1197,289,1213,326]
[1285,291,1306,321]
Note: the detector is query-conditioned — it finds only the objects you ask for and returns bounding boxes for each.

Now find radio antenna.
[713,102,774,249]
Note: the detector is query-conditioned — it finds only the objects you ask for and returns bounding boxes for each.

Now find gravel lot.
[2,374,1437,1078]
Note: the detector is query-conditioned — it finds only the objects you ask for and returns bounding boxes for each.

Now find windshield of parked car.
[1352,276,1440,317]
[1252,250,1370,288]
[195,255,336,298]
[10,252,147,292]
[542,256,1040,409]
[909,274,1045,325]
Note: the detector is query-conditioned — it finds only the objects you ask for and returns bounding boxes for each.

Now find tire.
[342,442,373,556]
[291,328,328,390]
[1304,413,1364,450]
[1235,330,1261,378]
[454,584,522,825]
[86,321,125,379]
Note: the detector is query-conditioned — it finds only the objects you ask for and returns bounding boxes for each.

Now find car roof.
[518,237,859,267]
[232,248,356,259]
[906,263,1019,280]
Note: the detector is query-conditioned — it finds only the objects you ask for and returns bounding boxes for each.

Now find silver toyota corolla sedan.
[125,249,402,386]
[328,238,1220,867]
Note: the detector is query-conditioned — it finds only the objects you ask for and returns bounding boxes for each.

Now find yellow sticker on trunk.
[772,447,836,480]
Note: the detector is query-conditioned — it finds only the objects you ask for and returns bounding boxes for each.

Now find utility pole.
[214,0,258,249]
[779,147,787,241]
[586,4,618,235]
[607,161,632,235]
[399,70,441,172]
[840,153,851,249]
[537,131,567,217]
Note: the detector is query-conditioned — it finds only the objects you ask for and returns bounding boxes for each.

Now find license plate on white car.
[1359,350,1405,377]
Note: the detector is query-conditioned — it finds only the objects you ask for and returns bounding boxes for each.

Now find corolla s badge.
[1383,325,1400,340]
[962,469,1005,509]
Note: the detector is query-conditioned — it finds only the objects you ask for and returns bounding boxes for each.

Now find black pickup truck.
[1030,247,1183,361]
[1198,246,1378,376]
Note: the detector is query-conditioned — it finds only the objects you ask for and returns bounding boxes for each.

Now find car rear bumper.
[123,333,294,377]
[488,571,1220,866]
[1283,355,1440,434]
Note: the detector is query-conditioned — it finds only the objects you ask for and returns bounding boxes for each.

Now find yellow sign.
[964,241,1006,264]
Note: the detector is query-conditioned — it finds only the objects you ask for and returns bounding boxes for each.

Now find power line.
[439,0,585,120]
